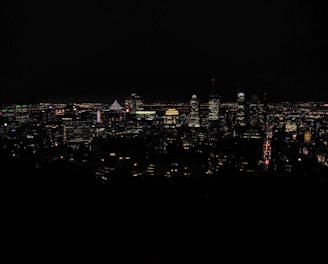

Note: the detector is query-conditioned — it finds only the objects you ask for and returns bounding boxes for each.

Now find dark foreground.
[2,160,327,263]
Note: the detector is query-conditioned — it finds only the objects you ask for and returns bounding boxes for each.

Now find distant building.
[164,108,180,128]
[125,93,143,114]
[208,94,220,121]
[103,100,124,124]
[135,110,156,121]
[63,120,92,144]
[304,130,312,144]
[236,91,246,127]
[208,78,220,122]
[248,94,260,127]
[188,94,200,128]
[96,110,102,123]
[109,100,123,111]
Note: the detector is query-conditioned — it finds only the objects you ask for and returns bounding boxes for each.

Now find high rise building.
[236,83,246,127]
[125,93,143,114]
[188,94,200,128]
[96,110,102,123]
[164,108,180,128]
[248,94,260,127]
[208,94,220,121]
[208,78,220,122]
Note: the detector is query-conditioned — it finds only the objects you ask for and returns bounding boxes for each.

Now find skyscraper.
[208,78,220,122]
[125,93,143,114]
[96,110,102,123]
[248,94,259,127]
[236,83,246,127]
[188,94,200,128]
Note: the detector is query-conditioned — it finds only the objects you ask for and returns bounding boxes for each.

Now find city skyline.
[1,1,328,103]
[2,94,327,184]
[2,3,327,259]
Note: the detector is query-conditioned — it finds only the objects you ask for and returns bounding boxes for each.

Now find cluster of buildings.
[1,86,328,184]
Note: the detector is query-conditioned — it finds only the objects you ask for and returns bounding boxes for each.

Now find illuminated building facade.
[63,120,93,144]
[248,94,260,127]
[236,91,246,126]
[109,100,123,111]
[164,108,180,128]
[96,110,102,123]
[304,130,312,144]
[125,93,143,114]
[188,94,200,128]
[208,78,220,122]
[208,94,220,121]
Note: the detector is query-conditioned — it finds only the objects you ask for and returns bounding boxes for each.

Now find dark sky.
[1,1,328,103]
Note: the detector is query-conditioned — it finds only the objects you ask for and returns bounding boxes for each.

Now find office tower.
[164,108,180,128]
[304,130,312,144]
[125,93,143,114]
[236,83,246,126]
[63,120,93,144]
[188,94,200,128]
[208,78,220,122]
[96,110,102,123]
[103,100,124,124]
[248,94,259,127]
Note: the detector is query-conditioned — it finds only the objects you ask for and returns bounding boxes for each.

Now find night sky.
[1,1,328,103]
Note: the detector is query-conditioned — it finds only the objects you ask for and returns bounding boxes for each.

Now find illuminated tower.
[188,94,200,128]
[96,110,102,123]
[236,82,246,127]
[208,78,220,122]
[304,130,312,144]
[248,94,259,127]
